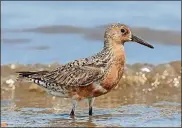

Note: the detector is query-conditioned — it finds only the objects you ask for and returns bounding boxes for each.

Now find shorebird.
[17,23,154,117]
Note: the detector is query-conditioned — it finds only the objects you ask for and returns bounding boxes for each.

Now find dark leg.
[88,97,95,116]
[89,106,92,116]
[70,109,75,117]
[70,100,77,118]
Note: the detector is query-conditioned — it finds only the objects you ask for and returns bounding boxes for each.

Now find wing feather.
[41,65,104,87]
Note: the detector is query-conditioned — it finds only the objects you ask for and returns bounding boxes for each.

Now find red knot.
[17,23,154,117]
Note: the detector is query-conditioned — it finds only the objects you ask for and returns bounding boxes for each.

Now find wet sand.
[1,61,181,127]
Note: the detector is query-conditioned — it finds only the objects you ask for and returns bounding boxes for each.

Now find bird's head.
[104,23,154,49]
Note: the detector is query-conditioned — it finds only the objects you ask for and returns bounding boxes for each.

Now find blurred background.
[1,1,181,64]
[1,1,181,127]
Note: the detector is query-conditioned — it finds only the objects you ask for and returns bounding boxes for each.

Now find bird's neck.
[104,39,125,56]
[91,39,125,68]
[104,38,124,50]
[103,38,126,67]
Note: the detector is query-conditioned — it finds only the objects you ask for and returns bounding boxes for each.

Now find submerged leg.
[70,100,77,118]
[88,97,95,116]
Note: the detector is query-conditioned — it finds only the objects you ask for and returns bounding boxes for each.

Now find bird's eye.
[121,28,125,33]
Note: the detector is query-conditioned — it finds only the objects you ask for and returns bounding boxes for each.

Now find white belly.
[46,90,69,98]
[93,82,107,93]
[31,79,69,97]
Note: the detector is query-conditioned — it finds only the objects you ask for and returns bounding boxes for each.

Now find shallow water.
[1,84,181,127]
[1,1,181,127]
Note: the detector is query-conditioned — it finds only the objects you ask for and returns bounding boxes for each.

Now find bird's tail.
[16,70,53,91]
[16,71,48,82]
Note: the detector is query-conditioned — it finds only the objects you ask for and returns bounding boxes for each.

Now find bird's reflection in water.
[46,113,98,127]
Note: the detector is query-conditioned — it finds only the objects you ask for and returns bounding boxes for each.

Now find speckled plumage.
[17,23,154,117]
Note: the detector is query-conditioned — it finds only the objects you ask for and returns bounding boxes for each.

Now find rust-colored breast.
[68,67,124,100]
[101,64,123,90]
[68,45,126,100]
[102,45,125,91]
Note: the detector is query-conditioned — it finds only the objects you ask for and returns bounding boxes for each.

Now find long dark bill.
[132,35,154,49]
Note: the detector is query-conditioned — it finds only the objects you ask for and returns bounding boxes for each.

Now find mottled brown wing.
[42,65,104,87]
